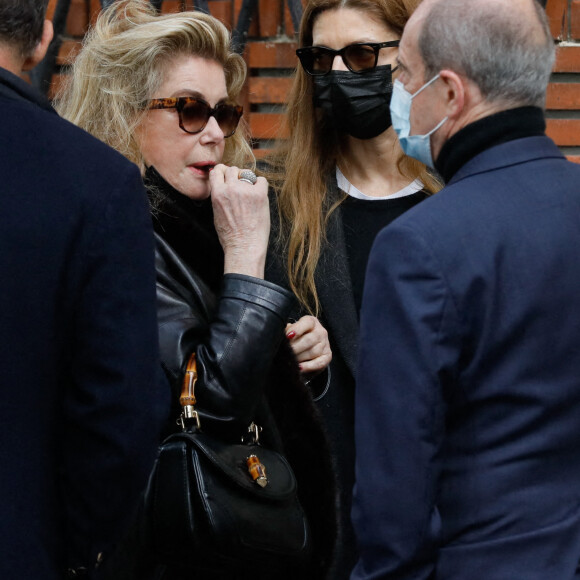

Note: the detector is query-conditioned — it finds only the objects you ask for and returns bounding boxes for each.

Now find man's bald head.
[409,0,554,108]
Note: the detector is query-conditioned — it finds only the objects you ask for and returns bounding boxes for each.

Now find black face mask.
[313,65,395,140]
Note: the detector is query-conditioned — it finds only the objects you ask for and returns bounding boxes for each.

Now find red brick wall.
[545,0,580,163]
[48,0,580,162]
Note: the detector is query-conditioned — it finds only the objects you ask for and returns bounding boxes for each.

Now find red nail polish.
[287,331,296,339]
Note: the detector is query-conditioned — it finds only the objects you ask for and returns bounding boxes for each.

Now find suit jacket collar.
[449,135,565,186]
[316,172,360,377]
[0,66,55,113]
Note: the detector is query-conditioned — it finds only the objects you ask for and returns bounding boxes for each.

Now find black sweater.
[435,106,546,184]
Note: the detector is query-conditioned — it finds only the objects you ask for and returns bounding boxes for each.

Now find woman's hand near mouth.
[209,164,270,279]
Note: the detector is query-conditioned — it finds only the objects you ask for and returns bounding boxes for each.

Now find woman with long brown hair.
[263,0,441,576]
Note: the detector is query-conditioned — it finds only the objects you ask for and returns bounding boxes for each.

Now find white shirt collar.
[336,166,423,200]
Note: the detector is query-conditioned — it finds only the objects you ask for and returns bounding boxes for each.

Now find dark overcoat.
[265,175,360,575]
[353,135,580,579]
[0,67,169,579]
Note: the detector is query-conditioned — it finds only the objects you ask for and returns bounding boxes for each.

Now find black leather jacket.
[148,170,337,578]
[156,231,297,440]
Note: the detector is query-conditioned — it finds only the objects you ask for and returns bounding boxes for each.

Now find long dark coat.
[0,66,168,579]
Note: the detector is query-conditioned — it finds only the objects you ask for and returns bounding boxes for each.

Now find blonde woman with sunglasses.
[58,1,336,578]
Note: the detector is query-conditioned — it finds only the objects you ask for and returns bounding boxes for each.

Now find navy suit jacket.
[352,135,580,579]
[0,68,169,578]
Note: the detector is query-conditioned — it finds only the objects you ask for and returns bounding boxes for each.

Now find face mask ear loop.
[426,115,448,138]
[410,72,441,100]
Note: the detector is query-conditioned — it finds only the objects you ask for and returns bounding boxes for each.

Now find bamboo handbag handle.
[179,352,200,428]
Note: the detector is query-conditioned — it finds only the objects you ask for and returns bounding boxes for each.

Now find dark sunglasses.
[296,41,400,76]
[146,97,243,137]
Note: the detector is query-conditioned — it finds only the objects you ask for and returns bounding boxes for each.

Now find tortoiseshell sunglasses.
[146,97,243,137]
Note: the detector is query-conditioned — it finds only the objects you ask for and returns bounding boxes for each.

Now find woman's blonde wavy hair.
[265,0,441,316]
[57,0,253,172]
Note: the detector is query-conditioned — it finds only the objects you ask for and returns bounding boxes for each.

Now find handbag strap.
[179,352,200,430]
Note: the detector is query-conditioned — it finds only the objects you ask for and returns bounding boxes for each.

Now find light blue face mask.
[390,74,448,168]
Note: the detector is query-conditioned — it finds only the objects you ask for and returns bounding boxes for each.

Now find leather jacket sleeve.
[154,233,296,437]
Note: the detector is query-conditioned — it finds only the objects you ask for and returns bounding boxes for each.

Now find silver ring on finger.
[238,169,257,185]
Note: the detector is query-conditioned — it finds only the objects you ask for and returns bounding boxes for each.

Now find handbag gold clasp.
[178,407,201,431]
[242,421,262,445]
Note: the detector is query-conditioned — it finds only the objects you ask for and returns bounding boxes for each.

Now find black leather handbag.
[144,353,312,573]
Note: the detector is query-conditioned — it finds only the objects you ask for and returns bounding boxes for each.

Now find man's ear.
[22,19,54,71]
[438,69,465,120]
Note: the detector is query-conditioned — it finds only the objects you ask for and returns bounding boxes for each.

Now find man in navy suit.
[352,0,580,578]
[0,1,169,577]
